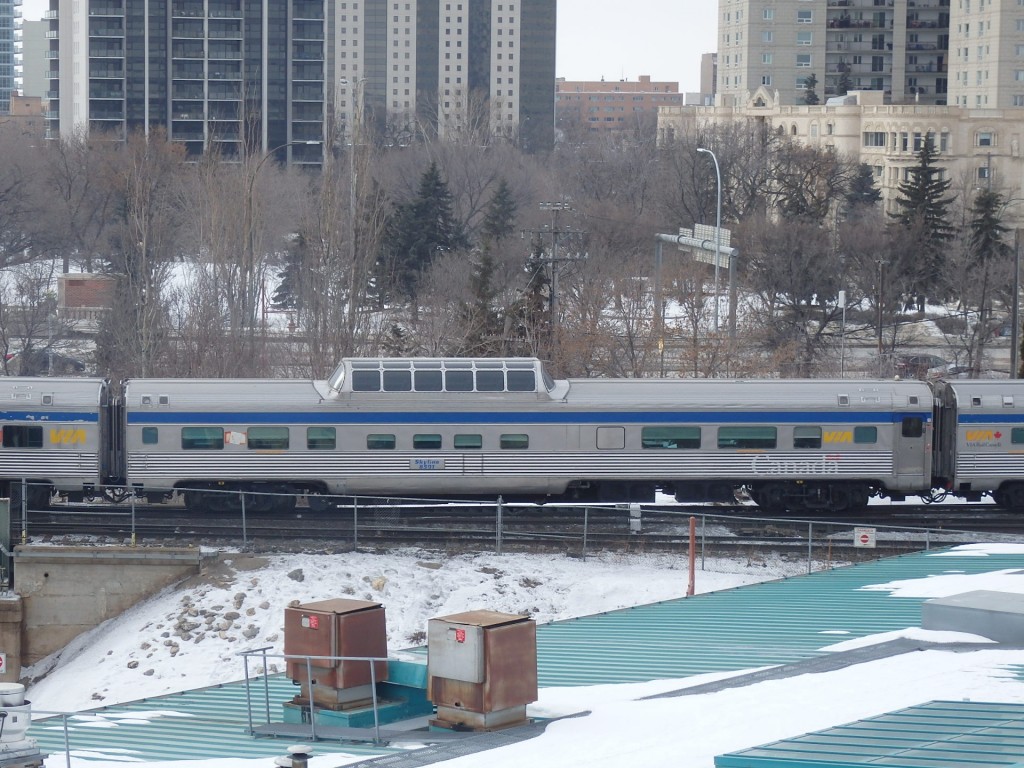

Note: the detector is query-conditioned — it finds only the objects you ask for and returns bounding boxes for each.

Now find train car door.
[896,413,931,488]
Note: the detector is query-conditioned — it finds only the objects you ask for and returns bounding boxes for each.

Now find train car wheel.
[757,483,788,513]
[998,483,1024,512]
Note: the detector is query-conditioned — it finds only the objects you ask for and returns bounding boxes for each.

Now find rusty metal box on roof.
[427,610,537,730]
[284,598,387,689]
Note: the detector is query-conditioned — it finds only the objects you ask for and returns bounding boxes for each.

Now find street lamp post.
[697,147,723,333]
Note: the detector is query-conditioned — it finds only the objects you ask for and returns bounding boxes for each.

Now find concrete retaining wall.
[13,546,204,667]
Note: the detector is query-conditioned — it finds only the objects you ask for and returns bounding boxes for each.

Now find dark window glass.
[414,434,442,449]
[718,426,777,449]
[476,370,504,391]
[248,427,289,450]
[454,434,482,449]
[352,370,381,391]
[794,426,822,449]
[142,427,159,445]
[367,434,396,450]
[382,370,412,391]
[506,370,536,391]
[901,417,924,438]
[1012,428,1024,444]
[414,370,443,391]
[854,426,878,444]
[642,426,701,449]
[445,370,474,391]
[307,427,336,450]
[182,427,224,450]
[500,433,529,449]
[2,425,43,448]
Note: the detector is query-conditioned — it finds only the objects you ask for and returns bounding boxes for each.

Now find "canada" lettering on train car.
[751,454,840,475]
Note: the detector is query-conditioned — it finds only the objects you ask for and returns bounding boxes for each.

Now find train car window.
[2,425,43,448]
[854,426,877,444]
[793,426,822,449]
[717,426,776,449]
[142,427,159,445]
[500,433,529,450]
[901,417,924,438]
[352,370,381,391]
[1012,428,1024,444]
[414,434,442,449]
[445,370,474,392]
[307,427,336,450]
[476,371,505,392]
[248,427,289,450]
[181,427,224,450]
[454,434,483,449]
[367,434,396,450]
[507,371,536,391]
[383,370,412,392]
[414,370,443,391]
[641,426,701,449]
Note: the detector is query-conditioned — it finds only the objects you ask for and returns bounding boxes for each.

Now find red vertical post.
[687,516,696,597]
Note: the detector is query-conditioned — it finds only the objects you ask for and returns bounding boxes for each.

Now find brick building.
[556,75,683,140]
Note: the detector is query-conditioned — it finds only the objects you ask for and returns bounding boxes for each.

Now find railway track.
[14,500,1023,555]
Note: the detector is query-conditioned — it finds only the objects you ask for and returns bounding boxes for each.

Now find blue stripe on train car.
[0,411,100,422]
[127,410,933,426]
[958,414,1024,424]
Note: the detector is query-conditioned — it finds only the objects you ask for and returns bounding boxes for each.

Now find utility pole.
[521,202,586,367]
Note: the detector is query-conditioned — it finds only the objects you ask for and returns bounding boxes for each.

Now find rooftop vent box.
[284,598,387,709]
[427,610,537,731]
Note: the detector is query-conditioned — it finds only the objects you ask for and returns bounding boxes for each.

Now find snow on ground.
[28,544,1024,768]
[25,549,800,713]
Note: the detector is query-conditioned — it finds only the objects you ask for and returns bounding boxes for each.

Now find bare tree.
[94,129,187,380]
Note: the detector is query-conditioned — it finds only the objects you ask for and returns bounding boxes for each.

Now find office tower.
[0,0,20,114]
[19,18,44,98]
[45,0,555,159]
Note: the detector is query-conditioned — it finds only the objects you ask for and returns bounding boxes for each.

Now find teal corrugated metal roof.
[536,548,1024,686]
[715,700,1024,767]
[30,676,409,764]
[27,547,1024,763]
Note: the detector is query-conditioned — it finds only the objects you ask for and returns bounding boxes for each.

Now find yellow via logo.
[966,429,995,442]
[49,428,86,445]
[823,431,852,444]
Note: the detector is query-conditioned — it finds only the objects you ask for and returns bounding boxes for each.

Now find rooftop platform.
[27,547,1024,764]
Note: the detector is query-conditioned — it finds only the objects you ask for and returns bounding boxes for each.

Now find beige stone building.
[659,88,1024,224]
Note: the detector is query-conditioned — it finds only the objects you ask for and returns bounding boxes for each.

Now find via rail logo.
[966,429,1003,448]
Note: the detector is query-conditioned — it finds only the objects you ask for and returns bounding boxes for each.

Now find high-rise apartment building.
[0,0,20,114]
[947,0,1024,108]
[18,19,45,99]
[717,0,948,106]
[43,0,555,160]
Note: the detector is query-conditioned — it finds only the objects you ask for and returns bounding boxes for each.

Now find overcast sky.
[20,1,719,92]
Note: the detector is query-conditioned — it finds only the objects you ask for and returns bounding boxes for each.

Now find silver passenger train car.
[118,358,936,513]
[2,358,1022,513]
[933,379,1024,509]
[0,377,114,507]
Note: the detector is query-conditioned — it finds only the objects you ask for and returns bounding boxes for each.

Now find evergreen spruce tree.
[803,73,820,105]
[844,164,882,210]
[481,178,517,243]
[968,190,1010,269]
[836,68,853,96]
[890,137,956,296]
[382,162,467,301]
[271,234,304,310]
[462,180,518,354]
